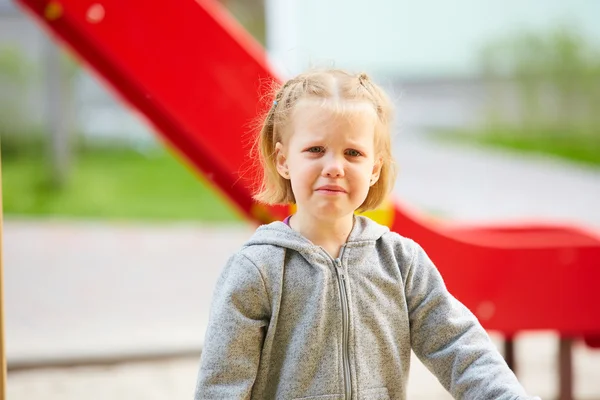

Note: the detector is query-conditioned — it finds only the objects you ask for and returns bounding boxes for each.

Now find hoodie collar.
[245,215,389,254]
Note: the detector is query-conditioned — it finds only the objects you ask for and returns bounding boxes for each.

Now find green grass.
[437,128,600,168]
[2,147,242,222]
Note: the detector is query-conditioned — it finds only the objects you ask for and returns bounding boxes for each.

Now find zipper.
[331,246,351,400]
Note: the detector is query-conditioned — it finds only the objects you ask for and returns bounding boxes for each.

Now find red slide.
[17,0,599,360]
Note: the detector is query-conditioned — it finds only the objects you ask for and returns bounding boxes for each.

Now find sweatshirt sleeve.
[194,252,271,400]
[404,240,540,400]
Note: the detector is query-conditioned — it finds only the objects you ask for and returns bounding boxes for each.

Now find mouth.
[316,185,347,194]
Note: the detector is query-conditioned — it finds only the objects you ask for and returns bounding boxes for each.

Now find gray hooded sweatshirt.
[195,216,538,400]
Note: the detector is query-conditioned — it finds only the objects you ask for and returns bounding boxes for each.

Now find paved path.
[392,130,600,229]
[4,221,253,365]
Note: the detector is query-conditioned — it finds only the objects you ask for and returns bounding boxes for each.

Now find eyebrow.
[344,139,370,148]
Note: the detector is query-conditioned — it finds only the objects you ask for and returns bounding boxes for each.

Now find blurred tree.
[216,0,265,45]
[479,25,600,137]
[0,42,78,190]
[44,37,77,189]
[0,46,38,158]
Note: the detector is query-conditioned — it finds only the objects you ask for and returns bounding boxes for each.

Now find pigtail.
[357,72,386,121]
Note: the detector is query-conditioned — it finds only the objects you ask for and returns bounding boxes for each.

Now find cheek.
[351,166,376,197]
[290,157,319,177]
[289,163,321,195]
[288,165,311,188]
[350,163,374,182]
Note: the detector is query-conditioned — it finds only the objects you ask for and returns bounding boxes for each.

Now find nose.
[322,154,345,178]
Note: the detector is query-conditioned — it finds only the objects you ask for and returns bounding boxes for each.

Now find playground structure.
[11,0,600,399]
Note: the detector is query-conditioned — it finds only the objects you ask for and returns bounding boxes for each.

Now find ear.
[275,142,290,179]
[370,158,382,186]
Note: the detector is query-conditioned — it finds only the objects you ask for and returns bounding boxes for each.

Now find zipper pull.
[335,258,345,279]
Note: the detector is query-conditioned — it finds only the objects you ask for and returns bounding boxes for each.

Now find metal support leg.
[559,337,573,400]
[504,335,516,374]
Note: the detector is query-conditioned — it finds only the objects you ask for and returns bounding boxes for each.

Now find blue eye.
[346,149,362,157]
[307,146,324,153]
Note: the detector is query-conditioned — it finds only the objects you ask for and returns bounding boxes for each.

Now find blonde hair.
[252,68,397,212]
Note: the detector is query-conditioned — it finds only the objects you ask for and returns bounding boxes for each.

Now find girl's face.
[275,103,382,222]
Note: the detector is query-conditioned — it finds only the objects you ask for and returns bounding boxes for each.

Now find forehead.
[288,100,377,145]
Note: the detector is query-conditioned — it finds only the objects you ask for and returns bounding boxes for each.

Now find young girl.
[194,69,539,399]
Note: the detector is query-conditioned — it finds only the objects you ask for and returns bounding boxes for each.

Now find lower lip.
[317,189,346,195]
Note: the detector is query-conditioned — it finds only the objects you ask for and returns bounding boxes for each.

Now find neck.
[289,210,355,257]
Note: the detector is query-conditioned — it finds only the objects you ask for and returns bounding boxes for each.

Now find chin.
[314,205,354,221]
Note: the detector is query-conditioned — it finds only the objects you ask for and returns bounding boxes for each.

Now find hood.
[245,215,389,254]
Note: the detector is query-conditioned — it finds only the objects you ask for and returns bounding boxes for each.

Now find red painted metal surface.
[16,0,600,344]
[390,204,600,341]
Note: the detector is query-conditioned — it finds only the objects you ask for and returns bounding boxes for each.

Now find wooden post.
[0,148,6,399]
